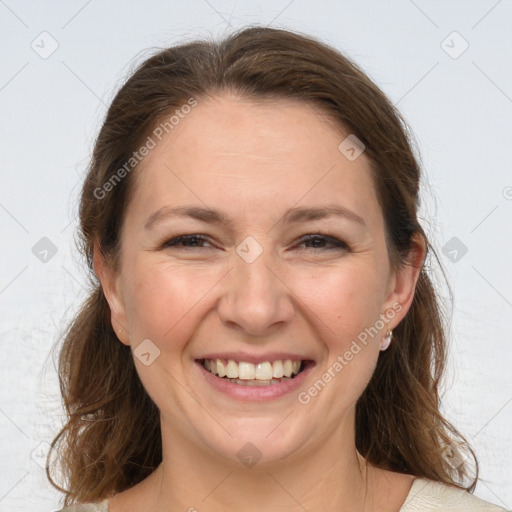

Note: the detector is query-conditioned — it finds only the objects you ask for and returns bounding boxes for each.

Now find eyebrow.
[144,204,366,230]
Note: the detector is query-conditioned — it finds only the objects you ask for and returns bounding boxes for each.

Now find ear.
[382,234,426,328]
[93,241,130,346]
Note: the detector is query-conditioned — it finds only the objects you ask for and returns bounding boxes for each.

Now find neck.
[146,413,373,512]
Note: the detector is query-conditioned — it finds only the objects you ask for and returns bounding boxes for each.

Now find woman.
[49,27,508,511]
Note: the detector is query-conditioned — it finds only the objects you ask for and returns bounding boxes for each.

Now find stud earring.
[380,330,393,351]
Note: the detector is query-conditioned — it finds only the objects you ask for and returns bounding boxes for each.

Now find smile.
[201,358,304,386]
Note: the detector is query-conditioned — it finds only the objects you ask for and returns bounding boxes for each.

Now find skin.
[95,94,424,512]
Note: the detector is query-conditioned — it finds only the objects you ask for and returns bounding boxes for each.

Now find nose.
[217,248,295,337]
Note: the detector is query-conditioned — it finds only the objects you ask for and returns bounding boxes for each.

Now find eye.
[296,234,349,251]
[161,234,213,249]
[159,233,348,252]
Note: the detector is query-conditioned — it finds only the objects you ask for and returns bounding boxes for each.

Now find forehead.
[145,95,348,167]
[127,94,381,230]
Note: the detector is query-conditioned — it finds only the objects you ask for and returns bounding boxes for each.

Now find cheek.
[291,263,385,401]
[122,260,222,349]
[292,261,385,340]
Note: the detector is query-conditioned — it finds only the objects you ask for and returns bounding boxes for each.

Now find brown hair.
[48,26,477,505]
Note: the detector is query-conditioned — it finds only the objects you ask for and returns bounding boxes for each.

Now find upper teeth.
[203,359,302,380]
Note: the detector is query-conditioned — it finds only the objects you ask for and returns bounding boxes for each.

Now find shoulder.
[56,500,109,512]
[401,478,510,511]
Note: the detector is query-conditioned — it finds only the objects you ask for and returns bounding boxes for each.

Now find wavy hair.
[48,26,477,505]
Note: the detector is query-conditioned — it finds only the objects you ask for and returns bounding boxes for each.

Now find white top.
[57,477,510,511]
[400,478,509,511]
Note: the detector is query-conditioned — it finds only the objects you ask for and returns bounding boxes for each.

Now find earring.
[380,330,393,351]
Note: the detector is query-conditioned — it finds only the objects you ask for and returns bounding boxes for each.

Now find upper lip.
[196,352,314,364]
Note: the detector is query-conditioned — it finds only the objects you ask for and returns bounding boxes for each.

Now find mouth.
[197,358,313,387]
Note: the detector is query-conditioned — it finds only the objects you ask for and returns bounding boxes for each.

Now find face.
[98,94,419,466]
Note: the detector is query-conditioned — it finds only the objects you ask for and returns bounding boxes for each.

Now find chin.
[193,414,311,468]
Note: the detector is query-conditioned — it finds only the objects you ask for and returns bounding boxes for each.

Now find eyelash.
[160,234,348,251]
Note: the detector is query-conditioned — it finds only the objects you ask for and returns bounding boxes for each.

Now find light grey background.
[1,1,511,510]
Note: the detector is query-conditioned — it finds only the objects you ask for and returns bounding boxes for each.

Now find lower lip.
[196,361,314,401]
